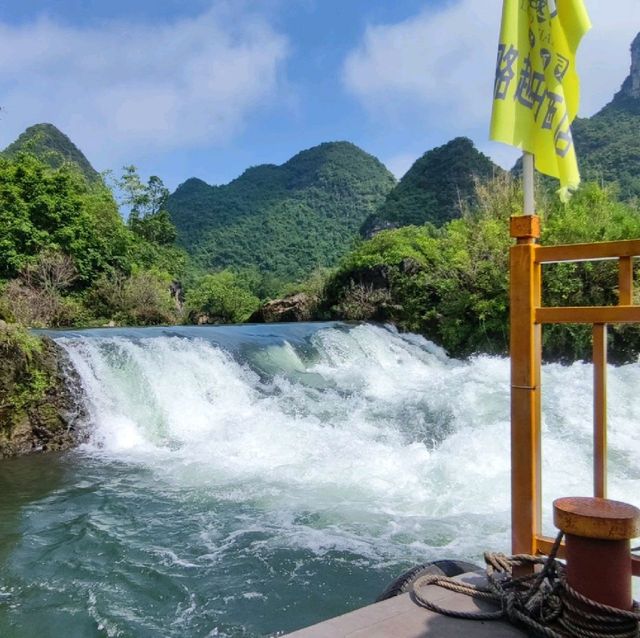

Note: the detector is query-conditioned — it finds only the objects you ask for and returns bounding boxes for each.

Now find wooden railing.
[509,217,640,575]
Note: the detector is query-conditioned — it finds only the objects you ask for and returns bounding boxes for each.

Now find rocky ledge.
[249,292,316,323]
[0,322,87,458]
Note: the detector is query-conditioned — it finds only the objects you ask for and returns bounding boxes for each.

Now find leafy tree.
[117,166,177,246]
[186,271,260,323]
[0,153,132,283]
[130,210,177,246]
[146,175,170,215]
[117,165,149,217]
[118,168,170,219]
[0,153,187,327]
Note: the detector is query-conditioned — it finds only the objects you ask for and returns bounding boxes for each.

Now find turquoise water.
[1,323,639,636]
[1,452,398,636]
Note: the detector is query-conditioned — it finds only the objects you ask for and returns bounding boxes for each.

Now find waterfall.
[58,323,640,536]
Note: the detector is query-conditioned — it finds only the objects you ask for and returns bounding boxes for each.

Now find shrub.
[333,281,393,321]
[85,270,178,326]
[186,271,260,324]
[0,252,84,327]
[121,271,177,325]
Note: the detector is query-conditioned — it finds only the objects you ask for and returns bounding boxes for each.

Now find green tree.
[130,210,177,246]
[0,153,132,283]
[117,166,176,246]
[186,271,260,323]
[117,165,149,218]
[0,153,187,328]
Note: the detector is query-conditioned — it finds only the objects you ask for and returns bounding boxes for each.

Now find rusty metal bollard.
[553,496,640,610]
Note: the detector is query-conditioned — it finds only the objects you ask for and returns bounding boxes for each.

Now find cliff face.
[596,32,640,115]
[627,33,640,99]
[567,32,640,199]
[0,323,87,458]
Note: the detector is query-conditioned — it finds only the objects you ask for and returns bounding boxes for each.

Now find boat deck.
[284,573,526,638]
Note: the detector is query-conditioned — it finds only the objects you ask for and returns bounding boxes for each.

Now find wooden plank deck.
[283,573,526,638]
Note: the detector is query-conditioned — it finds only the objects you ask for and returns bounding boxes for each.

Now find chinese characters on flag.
[490,0,591,199]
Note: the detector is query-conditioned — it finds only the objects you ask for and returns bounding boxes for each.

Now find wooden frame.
[510,218,639,574]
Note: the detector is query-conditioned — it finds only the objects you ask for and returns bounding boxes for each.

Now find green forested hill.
[572,109,640,200]
[166,141,396,288]
[361,137,503,236]
[572,35,640,199]
[2,123,99,182]
[512,33,640,198]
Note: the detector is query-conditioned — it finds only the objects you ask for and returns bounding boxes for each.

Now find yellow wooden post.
[592,323,607,498]
[619,257,633,305]
[510,215,541,558]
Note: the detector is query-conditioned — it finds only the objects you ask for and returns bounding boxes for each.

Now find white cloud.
[344,0,640,164]
[343,1,498,132]
[0,5,288,168]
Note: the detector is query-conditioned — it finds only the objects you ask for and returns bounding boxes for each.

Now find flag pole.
[523,151,535,216]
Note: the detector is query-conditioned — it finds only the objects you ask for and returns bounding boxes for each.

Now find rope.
[412,532,640,638]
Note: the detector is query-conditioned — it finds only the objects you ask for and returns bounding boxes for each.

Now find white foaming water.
[58,323,640,562]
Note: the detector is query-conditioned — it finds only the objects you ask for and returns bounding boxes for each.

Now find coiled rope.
[412,532,640,638]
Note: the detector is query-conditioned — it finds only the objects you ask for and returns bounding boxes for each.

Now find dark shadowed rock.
[170,280,184,311]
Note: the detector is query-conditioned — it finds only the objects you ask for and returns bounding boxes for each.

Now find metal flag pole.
[522,151,535,216]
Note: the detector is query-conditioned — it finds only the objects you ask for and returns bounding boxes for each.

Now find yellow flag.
[490,0,591,198]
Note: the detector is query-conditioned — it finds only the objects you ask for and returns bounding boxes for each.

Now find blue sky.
[0,0,638,190]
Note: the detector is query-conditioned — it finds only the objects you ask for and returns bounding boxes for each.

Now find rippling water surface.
[1,322,639,637]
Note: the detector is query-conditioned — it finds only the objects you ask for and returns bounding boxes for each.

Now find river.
[1,322,639,636]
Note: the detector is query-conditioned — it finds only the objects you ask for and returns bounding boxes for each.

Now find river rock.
[249,293,314,323]
[190,312,225,325]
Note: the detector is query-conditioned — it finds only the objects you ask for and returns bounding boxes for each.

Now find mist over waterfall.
[2,322,639,637]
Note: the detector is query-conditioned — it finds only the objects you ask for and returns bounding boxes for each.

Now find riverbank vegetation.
[312,176,640,362]
[0,152,257,328]
[3,149,640,363]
